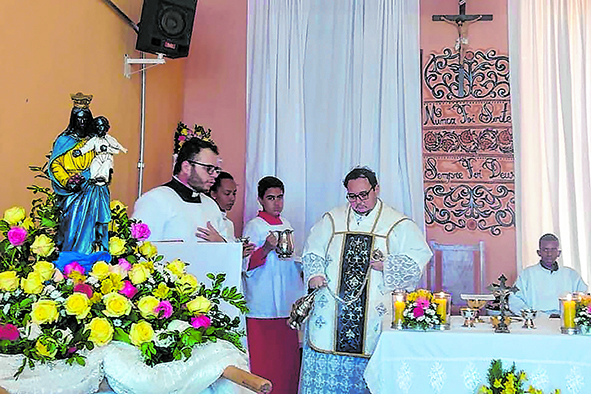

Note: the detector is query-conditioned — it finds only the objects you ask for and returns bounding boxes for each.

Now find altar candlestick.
[394,298,405,325]
[434,296,447,324]
[563,298,576,329]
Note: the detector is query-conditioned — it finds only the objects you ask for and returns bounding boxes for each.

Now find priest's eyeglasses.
[346,186,375,202]
[187,160,222,175]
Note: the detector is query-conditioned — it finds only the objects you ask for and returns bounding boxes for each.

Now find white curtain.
[245,0,424,252]
[509,0,591,282]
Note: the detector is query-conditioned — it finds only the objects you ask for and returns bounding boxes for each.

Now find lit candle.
[434,293,447,324]
[563,294,576,329]
[394,295,405,325]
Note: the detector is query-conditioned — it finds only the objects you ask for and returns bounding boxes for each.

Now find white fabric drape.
[509,0,591,282]
[245,0,424,252]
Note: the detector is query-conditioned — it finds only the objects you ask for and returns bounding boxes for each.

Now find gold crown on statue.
[174,122,216,155]
[70,92,93,109]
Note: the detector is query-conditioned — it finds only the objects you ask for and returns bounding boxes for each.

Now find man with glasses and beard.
[299,167,432,394]
[132,137,230,243]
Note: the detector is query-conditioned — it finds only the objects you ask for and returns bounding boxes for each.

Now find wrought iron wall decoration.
[424,48,510,100]
[424,184,515,236]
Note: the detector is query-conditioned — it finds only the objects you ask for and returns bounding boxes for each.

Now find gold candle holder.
[391,290,406,329]
[560,293,580,335]
[433,292,451,330]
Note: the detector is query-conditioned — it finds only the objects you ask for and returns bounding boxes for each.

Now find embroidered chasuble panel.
[335,233,373,355]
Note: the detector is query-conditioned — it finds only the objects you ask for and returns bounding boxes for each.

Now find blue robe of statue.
[48,132,111,255]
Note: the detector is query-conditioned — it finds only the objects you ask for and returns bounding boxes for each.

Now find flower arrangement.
[478,360,560,394]
[0,169,95,376]
[0,168,248,378]
[173,122,216,155]
[401,289,441,330]
[574,294,591,332]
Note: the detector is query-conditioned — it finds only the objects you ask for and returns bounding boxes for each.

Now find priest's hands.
[242,242,255,258]
[196,221,226,242]
[370,259,384,271]
[309,275,327,289]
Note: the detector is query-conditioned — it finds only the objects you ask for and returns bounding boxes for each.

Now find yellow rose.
[22,217,35,230]
[129,264,150,285]
[129,320,154,346]
[110,200,127,213]
[31,299,59,325]
[102,292,132,317]
[139,260,154,273]
[35,338,58,358]
[153,283,170,299]
[167,259,186,276]
[21,272,43,295]
[65,293,91,319]
[86,317,114,346]
[137,295,160,319]
[177,273,199,293]
[138,241,158,259]
[186,296,212,315]
[30,234,56,257]
[109,237,126,256]
[90,292,102,305]
[91,261,111,280]
[3,206,26,225]
[0,271,19,292]
[33,261,55,282]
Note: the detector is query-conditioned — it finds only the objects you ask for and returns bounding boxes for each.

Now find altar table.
[364,316,591,394]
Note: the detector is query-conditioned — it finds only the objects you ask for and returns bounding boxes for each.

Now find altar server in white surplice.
[299,167,432,394]
[242,176,304,394]
[132,137,230,243]
[209,171,255,258]
[509,233,587,315]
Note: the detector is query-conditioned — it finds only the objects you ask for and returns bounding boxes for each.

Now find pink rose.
[7,227,27,246]
[416,297,429,309]
[73,283,93,298]
[119,280,138,299]
[118,258,132,272]
[0,324,20,341]
[64,262,85,277]
[178,135,186,142]
[587,304,591,314]
[155,301,173,319]
[190,315,211,329]
[412,306,425,318]
[131,223,151,241]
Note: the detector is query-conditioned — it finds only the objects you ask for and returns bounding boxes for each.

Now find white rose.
[25,323,43,340]
[167,320,191,333]
[153,330,175,348]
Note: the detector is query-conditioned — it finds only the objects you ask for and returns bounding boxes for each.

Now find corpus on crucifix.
[432,0,493,97]
[487,274,519,333]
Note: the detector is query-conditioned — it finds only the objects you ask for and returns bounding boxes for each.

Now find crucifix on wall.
[432,0,493,97]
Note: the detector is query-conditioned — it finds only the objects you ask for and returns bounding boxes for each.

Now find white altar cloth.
[364,316,591,394]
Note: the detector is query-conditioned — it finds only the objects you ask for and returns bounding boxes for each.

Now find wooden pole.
[222,366,273,393]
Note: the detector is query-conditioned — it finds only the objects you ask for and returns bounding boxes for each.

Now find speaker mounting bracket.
[124,54,166,79]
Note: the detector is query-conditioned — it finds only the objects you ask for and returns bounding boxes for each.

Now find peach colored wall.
[420,0,517,285]
[0,0,184,214]
[182,0,247,237]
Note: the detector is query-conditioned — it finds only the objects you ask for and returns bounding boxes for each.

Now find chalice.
[467,299,487,323]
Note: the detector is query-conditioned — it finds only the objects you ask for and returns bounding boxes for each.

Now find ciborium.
[520,308,537,329]
[272,229,294,259]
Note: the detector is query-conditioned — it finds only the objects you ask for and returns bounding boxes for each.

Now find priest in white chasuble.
[132,137,230,243]
[299,167,432,394]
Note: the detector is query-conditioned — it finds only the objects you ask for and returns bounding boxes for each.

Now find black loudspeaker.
[136,0,198,59]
